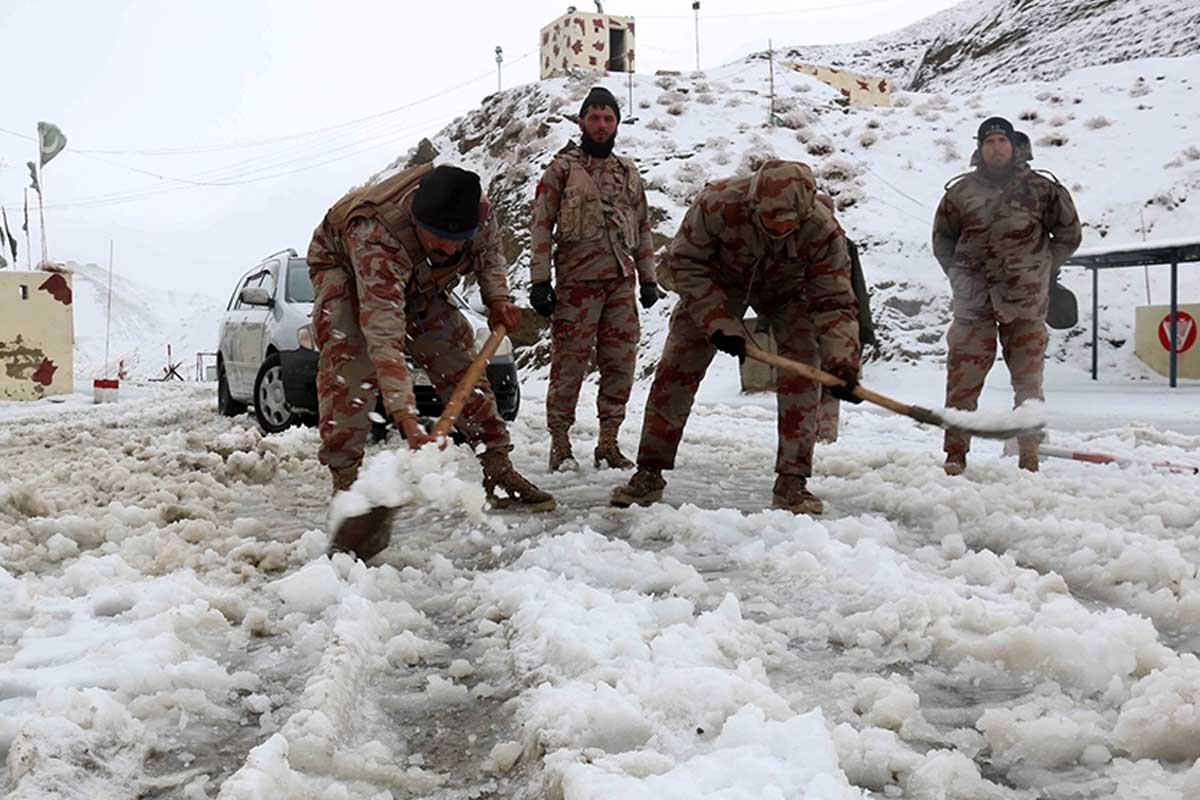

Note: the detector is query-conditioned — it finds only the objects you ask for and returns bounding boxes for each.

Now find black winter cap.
[977,116,1015,145]
[411,165,481,240]
[579,87,621,124]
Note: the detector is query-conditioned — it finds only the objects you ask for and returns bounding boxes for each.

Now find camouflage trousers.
[944,317,1047,454]
[314,278,510,473]
[546,277,639,430]
[636,295,821,477]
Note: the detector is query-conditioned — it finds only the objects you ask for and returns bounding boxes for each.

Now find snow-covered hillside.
[67,261,225,381]
[385,50,1200,385]
[778,0,1200,92]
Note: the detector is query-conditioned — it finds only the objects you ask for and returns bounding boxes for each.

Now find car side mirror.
[239,286,274,307]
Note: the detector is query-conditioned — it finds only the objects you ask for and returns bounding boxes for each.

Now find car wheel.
[253,352,303,434]
[217,362,247,417]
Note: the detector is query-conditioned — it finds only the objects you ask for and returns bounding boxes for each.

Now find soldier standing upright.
[528,86,659,472]
[933,116,1082,475]
[611,160,861,514]
[307,163,554,557]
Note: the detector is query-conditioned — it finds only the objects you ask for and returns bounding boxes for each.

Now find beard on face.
[579,127,615,158]
[428,247,466,268]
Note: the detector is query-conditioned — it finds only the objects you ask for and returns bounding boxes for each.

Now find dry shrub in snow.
[1019,109,1040,121]
[696,93,717,105]
[638,99,651,109]
[1037,133,1069,148]
[657,90,688,106]
[671,160,709,203]
[892,94,913,107]
[777,110,811,130]
[725,95,743,108]
[934,136,962,164]
[806,136,835,157]
[859,131,878,149]
[817,157,862,183]
[794,128,813,145]
[1084,116,1113,130]
[654,74,675,90]
[737,144,778,175]
[1129,78,1151,98]
[1164,157,1185,169]
[1183,145,1200,161]
[645,118,673,132]
[667,103,686,116]
[866,118,882,129]
[1050,114,1072,127]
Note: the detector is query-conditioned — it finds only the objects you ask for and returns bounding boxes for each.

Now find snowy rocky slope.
[777,0,1200,92]
[382,45,1200,386]
[67,261,225,381]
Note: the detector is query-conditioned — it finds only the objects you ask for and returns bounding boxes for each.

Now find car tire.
[253,352,307,434]
[217,362,247,417]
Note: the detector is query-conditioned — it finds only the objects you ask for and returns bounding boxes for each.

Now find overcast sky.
[0,0,961,297]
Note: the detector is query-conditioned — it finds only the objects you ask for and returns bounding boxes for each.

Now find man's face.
[414,225,468,265]
[981,132,1013,171]
[581,106,617,144]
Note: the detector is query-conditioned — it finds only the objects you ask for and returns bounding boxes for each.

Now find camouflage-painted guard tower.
[540,5,636,79]
[0,269,74,400]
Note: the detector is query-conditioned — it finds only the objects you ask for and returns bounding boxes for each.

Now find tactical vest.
[557,155,641,248]
[319,162,471,296]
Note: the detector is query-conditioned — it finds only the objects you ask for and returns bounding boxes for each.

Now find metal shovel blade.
[328,506,397,562]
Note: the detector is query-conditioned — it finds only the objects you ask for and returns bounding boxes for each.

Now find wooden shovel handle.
[743,342,942,426]
[430,325,508,439]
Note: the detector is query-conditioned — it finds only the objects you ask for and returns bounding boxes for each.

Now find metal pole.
[1091,266,1098,381]
[1170,256,1179,388]
[768,39,775,127]
[105,240,114,376]
[693,2,700,71]
[495,46,504,93]
[36,163,48,266]
[23,189,32,268]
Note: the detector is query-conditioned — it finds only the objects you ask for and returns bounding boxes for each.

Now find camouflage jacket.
[529,141,655,286]
[307,179,511,418]
[932,164,1082,322]
[669,161,861,372]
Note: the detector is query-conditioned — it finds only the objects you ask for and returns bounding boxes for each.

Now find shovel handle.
[430,324,508,440]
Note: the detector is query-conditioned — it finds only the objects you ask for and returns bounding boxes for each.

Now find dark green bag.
[1047,278,1078,330]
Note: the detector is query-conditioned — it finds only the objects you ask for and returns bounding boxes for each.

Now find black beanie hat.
[579,87,621,124]
[411,165,481,240]
[977,116,1014,145]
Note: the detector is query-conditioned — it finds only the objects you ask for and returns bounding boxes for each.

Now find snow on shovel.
[744,343,1045,441]
[327,325,509,560]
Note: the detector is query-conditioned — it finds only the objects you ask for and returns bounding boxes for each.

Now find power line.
[639,0,892,20]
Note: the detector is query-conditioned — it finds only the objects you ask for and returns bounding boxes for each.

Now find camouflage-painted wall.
[540,12,636,80]
[787,62,893,107]
[0,271,74,400]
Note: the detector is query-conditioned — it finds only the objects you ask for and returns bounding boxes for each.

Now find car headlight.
[297,323,315,350]
[475,326,512,357]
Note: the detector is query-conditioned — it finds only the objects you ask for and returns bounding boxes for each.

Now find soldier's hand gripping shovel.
[328,325,510,560]
[743,343,1045,441]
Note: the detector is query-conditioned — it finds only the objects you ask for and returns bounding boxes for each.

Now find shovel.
[329,325,509,560]
[744,343,1044,441]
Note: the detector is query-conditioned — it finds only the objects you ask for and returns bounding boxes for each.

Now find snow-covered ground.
[2,357,1198,798]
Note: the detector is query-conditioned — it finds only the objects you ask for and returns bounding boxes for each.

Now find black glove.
[639,283,660,309]
[530,282,557,318]
[827,364,863,404]
[709,331,746,362]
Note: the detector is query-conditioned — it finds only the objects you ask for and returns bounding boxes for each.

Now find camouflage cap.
[750,160,817,238]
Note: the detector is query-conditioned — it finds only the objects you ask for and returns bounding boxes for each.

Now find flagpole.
[105,240,115,376]
[36,162,48,266]
[24,189,33,269]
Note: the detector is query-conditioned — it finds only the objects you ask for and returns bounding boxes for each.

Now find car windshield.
[286,259,314,303]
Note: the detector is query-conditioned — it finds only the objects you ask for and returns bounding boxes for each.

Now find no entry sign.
[1158,311,1197,354]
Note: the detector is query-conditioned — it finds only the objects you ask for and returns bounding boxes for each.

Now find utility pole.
[627,69,634,123]
[768,39,776,127]
[692,1,700,71]
[495,46,504,92]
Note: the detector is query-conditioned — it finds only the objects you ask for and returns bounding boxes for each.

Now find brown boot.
[610,467,666,508]
[943,453,966,476]
[548,426,579,473]
[594,419,634,470]
[480,450,556,512]
[1018,438,1040,473]
[771,474,824,515]
[329,465,359,495]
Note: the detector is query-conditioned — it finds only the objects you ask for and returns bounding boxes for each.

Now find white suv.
[216,248,520,434]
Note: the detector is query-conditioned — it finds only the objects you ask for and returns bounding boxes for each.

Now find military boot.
[548,426,579,473]
[943,453,967,476]
[480,450,557,512]
[593,419,634,470]
[1018,438,1040,473]
[771,474,824,515]
[610,467,666,508]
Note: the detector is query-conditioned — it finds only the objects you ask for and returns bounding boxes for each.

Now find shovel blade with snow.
[744,343,1045,441]
[327,325,509,559]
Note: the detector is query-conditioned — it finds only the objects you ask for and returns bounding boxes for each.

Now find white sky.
[0,0,961,297]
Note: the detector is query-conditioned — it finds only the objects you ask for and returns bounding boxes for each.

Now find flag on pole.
[27,161,40,195]
[2,208,15,262]
[37,122,67,167]
[22,191,30,232]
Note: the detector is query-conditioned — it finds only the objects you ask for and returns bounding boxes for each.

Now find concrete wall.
[0,270,74,400]
[540,11,636,79]
[1135,303,1200,379]
[787,62,892,107]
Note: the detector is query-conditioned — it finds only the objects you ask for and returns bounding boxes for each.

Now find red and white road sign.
[1158,311,1197,354]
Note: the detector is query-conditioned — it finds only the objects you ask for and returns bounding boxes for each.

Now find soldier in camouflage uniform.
[611,160,861,515]
[933,117,1082,475]
[308,164,554,557]
[529,87,659,473]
